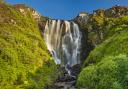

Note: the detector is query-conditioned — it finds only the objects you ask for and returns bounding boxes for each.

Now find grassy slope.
[77,16,128,89]
[0,3,57,89]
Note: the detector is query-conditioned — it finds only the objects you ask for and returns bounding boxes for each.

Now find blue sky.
[5,0,128,20]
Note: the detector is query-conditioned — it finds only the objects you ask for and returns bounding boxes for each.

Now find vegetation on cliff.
[77,7,128,89]
[0,3,57,89]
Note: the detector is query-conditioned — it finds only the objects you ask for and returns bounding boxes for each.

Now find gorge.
[1,1,128,89]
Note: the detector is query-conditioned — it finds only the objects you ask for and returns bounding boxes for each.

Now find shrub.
[77,55,128,89]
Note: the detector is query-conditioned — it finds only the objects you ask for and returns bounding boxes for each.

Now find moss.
[0,3,57,89]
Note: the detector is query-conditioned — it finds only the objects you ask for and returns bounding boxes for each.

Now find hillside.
[76,6,128,89]
[0,3,58,89]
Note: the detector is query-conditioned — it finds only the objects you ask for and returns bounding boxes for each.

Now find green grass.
[0,3,58,89]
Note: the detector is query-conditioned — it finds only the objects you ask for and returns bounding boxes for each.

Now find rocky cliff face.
[13,5,128,64]
[14,4,48,32]
[74,6,128,62]
[13,5,128,89]
[76,6,128,89]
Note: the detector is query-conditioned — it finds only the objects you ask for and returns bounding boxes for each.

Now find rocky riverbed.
[45,64,81,89]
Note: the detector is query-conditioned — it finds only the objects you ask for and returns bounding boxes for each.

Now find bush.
[77,55,128,89]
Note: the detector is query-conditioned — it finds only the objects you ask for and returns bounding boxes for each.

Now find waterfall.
[44,19,81,67]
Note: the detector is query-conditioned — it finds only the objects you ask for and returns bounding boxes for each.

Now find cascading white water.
[44,19,81,67]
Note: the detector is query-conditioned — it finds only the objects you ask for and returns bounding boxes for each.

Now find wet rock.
[58,74,76,82]
[71,64,81,76]
[55,80,76,89]
[51,65,80,89]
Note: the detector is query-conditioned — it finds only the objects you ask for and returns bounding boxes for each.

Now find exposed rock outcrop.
[14,4,48,32]
[74,6,128,63]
